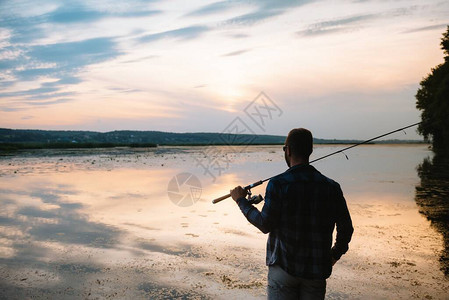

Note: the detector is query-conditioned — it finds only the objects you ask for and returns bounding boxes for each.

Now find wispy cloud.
[189,0,315,26]
[221,49,251,57]
[42,77,82,86]
[0,37,121,103]
[29,37,121,66]
[403,23,448,34]
[297,14,377,37]
[0,87,59,98]
[138,25,210,44]
[0,1,160,43]
[25,92,77,101]
[0,15,47,44]
[223,10,281,26]
[46,5,105,24]
[0,87,76,108]
[186,1,234,17]
[0,106,24,112]
[0,2,166,110]
[23,98,73,106]
[122,55,159,64]
[46,4,161,24]
[1,37,121,83]
[106,87,142,94]
[227,33,250,39]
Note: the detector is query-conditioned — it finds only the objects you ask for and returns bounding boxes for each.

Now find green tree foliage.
[416,26,449,152]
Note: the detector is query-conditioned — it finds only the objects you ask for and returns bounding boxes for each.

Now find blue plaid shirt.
[237,164,353,280]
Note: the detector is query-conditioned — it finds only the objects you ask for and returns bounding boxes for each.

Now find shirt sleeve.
[331,185,354,260]
[237,179,281,234]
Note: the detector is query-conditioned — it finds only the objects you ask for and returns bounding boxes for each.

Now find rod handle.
[212,193,231,204]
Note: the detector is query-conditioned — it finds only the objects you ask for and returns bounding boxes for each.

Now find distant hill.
[0,128,425,150]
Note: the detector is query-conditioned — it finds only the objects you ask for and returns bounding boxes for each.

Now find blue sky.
[0,0,448,139]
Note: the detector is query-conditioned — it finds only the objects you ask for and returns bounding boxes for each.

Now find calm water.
[0,144,448,299]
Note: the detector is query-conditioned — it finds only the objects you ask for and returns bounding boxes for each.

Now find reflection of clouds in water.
[0,183,196,253]
[2,187,120,249]
[0,184,118,296]
[0,148,273,298]
[0,182,206,298]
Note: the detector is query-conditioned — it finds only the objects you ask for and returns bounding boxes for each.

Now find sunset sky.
[0,0,448,139]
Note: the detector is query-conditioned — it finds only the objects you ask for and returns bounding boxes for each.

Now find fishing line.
[212,122,422,204]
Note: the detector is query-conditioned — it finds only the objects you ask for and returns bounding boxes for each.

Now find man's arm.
[230,180,281,234]
[331,186,354,262]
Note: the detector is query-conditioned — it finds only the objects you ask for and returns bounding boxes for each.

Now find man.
[230,128,353,300]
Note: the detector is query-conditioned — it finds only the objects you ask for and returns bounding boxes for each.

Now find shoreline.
[0,141,428,152]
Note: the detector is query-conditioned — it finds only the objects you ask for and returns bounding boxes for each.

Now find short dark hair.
[285,128,313,158]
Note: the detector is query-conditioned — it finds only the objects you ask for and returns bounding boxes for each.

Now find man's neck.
[290,157,309,167]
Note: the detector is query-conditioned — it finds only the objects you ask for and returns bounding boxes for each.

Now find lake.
[0,144,448,299]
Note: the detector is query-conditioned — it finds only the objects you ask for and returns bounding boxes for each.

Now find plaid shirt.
[237,163,353,280]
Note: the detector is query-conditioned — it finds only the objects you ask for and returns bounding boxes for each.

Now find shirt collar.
[287,163,310,172]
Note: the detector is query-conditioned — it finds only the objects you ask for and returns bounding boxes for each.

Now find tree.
[416,26,449,152]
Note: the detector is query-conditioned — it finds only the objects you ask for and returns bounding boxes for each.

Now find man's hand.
[230,186,247,202]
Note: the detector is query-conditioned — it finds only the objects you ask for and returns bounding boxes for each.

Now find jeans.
[267,265,326,300]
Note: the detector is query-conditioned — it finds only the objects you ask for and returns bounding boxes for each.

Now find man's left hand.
[230,186,247,202]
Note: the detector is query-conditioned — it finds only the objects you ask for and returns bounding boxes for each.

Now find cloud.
[297,14,377,37]
[1,37,121,83]
[221,49,251,56]
[296,5,443,37]
[402,23,448,34]
[228,33,250,39]
[47,5,105,23]
[223,9,281,26]
[29,37,121,65]
[0,37,121,105]
[26,92,76,100]
[42,76,82,86]
[189,0,314,26]
[0,87,59,98]
[186,1,234,17]
[122,55,159,64]
[0,14,47,44]
[138,25,210,43]
[106,87,142,94]
[0,2,167,110]
[1,2,139,43]
[23,98,73,106]
[0,81,14,88]
[0,106,24,112]
[0,88,76,108]
[14,68,59,81]
[46,4,161,24]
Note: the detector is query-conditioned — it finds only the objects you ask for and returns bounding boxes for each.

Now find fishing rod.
[212,122,421,204]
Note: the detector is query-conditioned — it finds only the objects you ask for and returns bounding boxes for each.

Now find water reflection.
[1,145,448,298]
[0,162,266,298]
[0,184,123,297]
[415,153,449,276]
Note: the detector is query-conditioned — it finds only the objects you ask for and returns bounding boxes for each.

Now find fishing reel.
[246,188,264,205]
